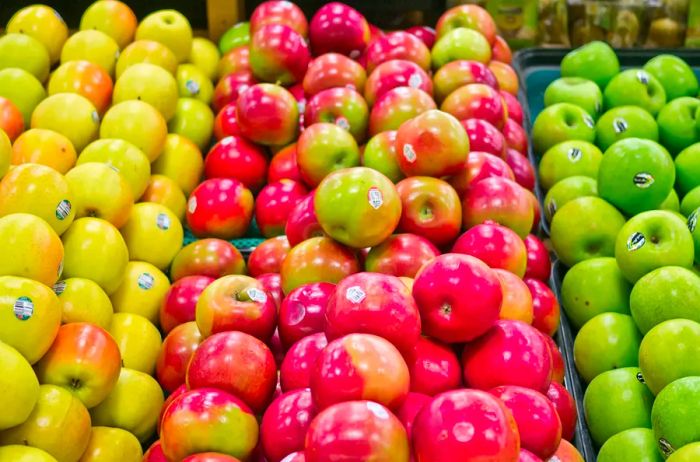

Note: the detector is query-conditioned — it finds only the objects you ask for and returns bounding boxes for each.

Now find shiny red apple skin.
[500,90,523,125]
[170,239,246,281]
[462,118,506,158]
[218,46,251,78]
[452,222,528,277]
[413,253,503,343]
[187,331,277,413]
[161,385,188,434]
[278,282,334,348]
[213,71,257,113]
[364,59,432,107]
[395,392,431,441]
[542,333,565,384]
[144,441,168,462]
[546,382,577,441]
[395,176,462,247]
[280,332,328,391]
[186,178,254,240]
[256,272,283,309]
[236,83,299,146]
[214,102,242,140]
[182,454,242,462]
[255,179,308,238]
[261,388,316,462]
[305,400,410,462]
[160,276,214,334]
[250,24,311,85]
[490,385,562,459]
[280,452,305,462]
[368,87,436,135]
[309,2,371,58]
[364,31,431,73]
[250,0,308,36]
[364,233,439,278]
[395,109,469,178]
[268,143,304,184]
[523,235,551,282]
[284,192,325,247]
[412,389,520,462]
[506,148,536,191]
[302,53,367,96]
[525,278,560,337]
[526,189,541,234]
[503,118,529,154]
[436,4,497,44]
[304,87,369,142]
[248,236,290,277]
[462,176,534,238]
[204,135,268,192]
[493,36,513,63]
[433,60,499,103]
[156,322,203,393]
[462,319,553,393]
[406,337,462,396]
[406,26,436,48]
[441,83,507,129]
[449,151,515,197]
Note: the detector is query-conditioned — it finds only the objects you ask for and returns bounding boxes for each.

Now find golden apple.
[189,37,220,81]
[79,426,143,462]
[6,4,68,64]
[100,100,168,162]
[110,261,170,324]
[151,133,203,195]
[140,174,187,220]
[120,203,183,270]
[31,93,99,152]
[11,128,77,174]
[113,63,179,121]
[80,0,138,50]
[55,278,113,329]
[136,9,193,63]
[0,129,9,179]
[0,445,58,462]
[47,60,114,115]
[115,40,178,78]
[108,312,162,374]
[0,341,40,430]
[61,29,120,76]
[167,97,214,151]
[79,139,151,199]
[0,33,50,83]
[65,163,133,229]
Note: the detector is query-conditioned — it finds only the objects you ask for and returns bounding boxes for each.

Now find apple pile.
[533,41,700,461]
[0,1,585,461]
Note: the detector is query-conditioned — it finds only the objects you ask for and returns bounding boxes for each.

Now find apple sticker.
[53,280,67,296]
[13,296,33,321]
[246,287,268,303]
[627,232,646,251]
[633,173,655,189]
[345,285,366,303]
[613,118,628,134]
[367,186,383,210]
[55,199,72,221]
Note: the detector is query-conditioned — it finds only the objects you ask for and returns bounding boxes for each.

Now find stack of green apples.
[532,41,700,461]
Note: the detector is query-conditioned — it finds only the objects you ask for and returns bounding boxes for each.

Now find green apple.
[0,341,39,430]
[681,186,700,216]
[431,28,492,69]
[176,64,214,104]
[6,4,68,65]
[100,100,168,163]
[668,442,700,461]
[544,176,598,223]
[109,313,162,375]
[0,68,46,127]
[561,40,620,89]
[675,143,700,195]
[561,257,632,330]
[538,140,602,190]
[80,426,143,462]
[55,277,113,329]
[110,261,170,324]
[361,131,404,183]
[544,77,603,118]
[0,384,91,462]
[598,138,675,216]
[189,37,220,81]
[135,9,193,63]
[90,367,164,443]
[0,33,50,82]
[219,22,250,54]
[597,428,663,462]
[113,63,179,121]
[595,106,659,152]
[660,189,680,212]
[61,29,120,76]
[120,203,183,271]
[532,103,596,155]
[550,196,626,267]
[584,367,654,447]
[604,69,667,116]
[31,93,99,152]
[657,97,700,155]
[652,376,700,457]
[0,445,57,462]
[644,54,699,101]
[79,139,151,199]
[167,98,215,151]
[690,207,700,264]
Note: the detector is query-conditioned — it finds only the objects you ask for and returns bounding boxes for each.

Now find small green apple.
[561,40,620,89]
[0,341,39,430]
[167,98,215,151]
[538,140,602,190]
[135,9,193,63]
[219,22,250,54]
[189,37,220,81]
[544,77,603,118]
[689,207,700,264]
[668,442,700,461]
[0,68,46,127]
[661,189,680,212]
[543,175,598,222]
[681,186,700,216]
[595,106,659,152]
[644,54,699,101]
[657,97,700,155]
[675,143,700,195]
[604,69,667,116]
[362,131,404,183]
[176,64,214,104]
[431,28,492,69]
[652,376,700,457]
[597,428,663,462]
[532,103,596,155]
[615,210,695,283]
[60,29,120,76]
[0,33,50,83]
[550,196,626,267]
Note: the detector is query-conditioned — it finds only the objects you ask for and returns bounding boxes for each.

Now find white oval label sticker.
[346,285,366,303]
[14,296,34,321]
[246,287,268,303]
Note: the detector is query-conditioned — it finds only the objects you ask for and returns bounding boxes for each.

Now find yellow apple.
[113,63,179,121]
[6,4,68,64]
[136,10,193,63]
[31,93,99,152]
[0,68,47,126]
[47,61,114,115]
[65,162,134,229]
[55,278,113,329]
[100,100,167,162]
[61,29,120,76]
[0,445,58,462]
[79,426,143,462]
[11,128,77,174]
[61,218,129,295]
[0,33,50,82]
[140,174,187,220]
[79,139,151,199]
[115,40,178,78]
[0,163,76,235]
[120,203,183,270]
[0,341,40,430]
[110,261,170,325]
[167,97,215,151]
[151,133,203,195]
[0,213,63,287]
[108,312,162,374]
[0,129,9,179]
[176,64,214,104]
[189,37,220,81]
[0,384,91,462]
[80,0,138,50]
[90,367,164,443]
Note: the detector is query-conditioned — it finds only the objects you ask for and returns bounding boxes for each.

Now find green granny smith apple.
[561,257,632,330]
[681,186,700,216]
[584,367,654,447]
[675,143,700,195]
[219,22,250,54]
[597,428,663,462]
[660,189,680,212]
[604,69,667,116]
[550,196,626,267]
[0,33,50,83]
[598,138,675,216]
[560,40,620,89]
[595,106,659,152]
[543,175,598,222]
[574,313,642,383]
[652,376,700,457]
[544,77,603,118]
[538,140,602,190]
[644,54,699,101]
[615,210,695,283]
[657,97,700,155]
[531,103,596,155]
[668,442,700,461]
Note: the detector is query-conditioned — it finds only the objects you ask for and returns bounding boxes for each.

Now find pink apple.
[449,151,515,197]
[462,176,534,238]
[156,322,203,393]
[186,178,254,239]
[296,122,360,187]
[268,143,304,184]
[364,31,431,73]
[160,276,214,333]
[284,192,325,246]
[302,53,367,96]
[255,179,308,237]
[261,389,316,462]
[250,1,308,36]
[364,233,439,278]
[503,119,529,156]
[214,102,242,140]
[368,87,436,135]
[213,70,257,113]
[506,148,536,191]
[248,236,290,277]
[433,60,499,102]
[280,332,328,391]
[542,333,565,384]
[278,282,335,348]
[218,46,250,78]
[250,24,310,85]
[395,392,431,441]
[204,135,268,192]
[309,2,371,58]
[546,382,577,442]
[364,59,432,107]
[170,238,246,281]
[462,118,506,158]
[523,234,551,282]
[236,83,299,146]
[257,272,283,309]
[452,222,528,277]
[524,278,560,337]
[436,4,497,44]
[500,90,523,125]
[406,25,437,48]
[304,87,369,142]
[441,83,507,129]
[406,337,462,396]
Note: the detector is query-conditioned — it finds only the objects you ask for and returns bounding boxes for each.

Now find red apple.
[496,268,534,324]
[160,276,214,333]
[304,87,369,142]
[462,319,553,393]
[524,278,560,337]
[412,389,520,461]
[441,83,507,129]
[503,118,528,154]
[0,96,24,142]
[526,189,541,234]
[519,449,544,462]
[255,179,308,237]
[281,452,305,462]
[250,1,308,36]
[257,272,283,309]
[462,118,506,158]
[490,61,519,95]
[436,4,497,44]
[492,35,513,63]
[395,392,431,441]
[284,192,325,247]
[236,83,299,146]
[170,239,246,281]
[250,24,310,85]
[406,337,462,396]
[144,441,168,462]
[506,148,536,191]
[302,53,367,96]
[280,332,328,391]
[268,143,304,184]
[462,176,534,238]
[433,60,499,102]
[364,233,439,278]
[541,334,565,384]
[186,178,254,239]
[261,388,316,462]
[296,122,360,187]
[364,59,432,107]
[156,322,203,393]
[368,87,436,135]
[325,272,421,355]
[278,282,334,348]
[364,31,431,73]
[406,25,436,48]
[204,136,268,192]
[500,90,523,125]
[413,253,503,343]
[213,71,257,113]
[449,151,515,197]
[546,382,577,441]
[248,236,290,277]
[309,2,371,58]
[217,46,250,79]
[452,222,528,277]
[182,454,242,462]
[214,102,242,140]
[523,234,551,282]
